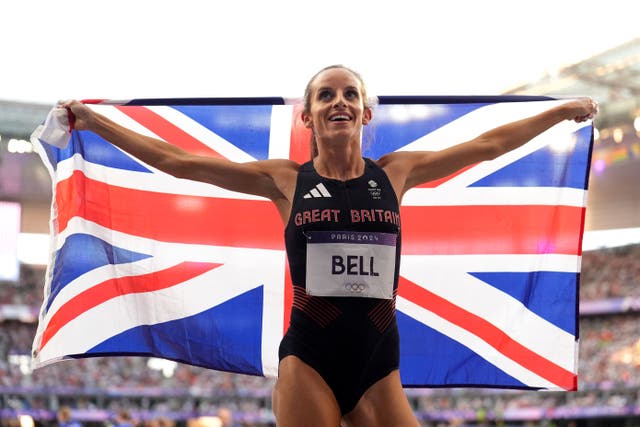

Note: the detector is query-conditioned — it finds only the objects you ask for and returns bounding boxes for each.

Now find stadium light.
[582,227,640,251]
[613,128,624,144]
[191,417,222,427]
[548,132,577,153]
[17,233,50,266]
[18,415,34,427]
[147,357,177,378]
[7,138,34,154]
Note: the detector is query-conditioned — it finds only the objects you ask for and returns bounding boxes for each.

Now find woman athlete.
[63,65,597,427]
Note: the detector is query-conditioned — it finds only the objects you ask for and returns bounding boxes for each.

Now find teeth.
[330,115,350,121]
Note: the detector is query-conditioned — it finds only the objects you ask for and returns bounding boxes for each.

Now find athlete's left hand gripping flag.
[31,97,593,390]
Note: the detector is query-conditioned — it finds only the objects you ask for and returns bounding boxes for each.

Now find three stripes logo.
[303,183,332,199]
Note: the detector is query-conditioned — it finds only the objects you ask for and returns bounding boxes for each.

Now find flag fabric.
[31,96,593,390]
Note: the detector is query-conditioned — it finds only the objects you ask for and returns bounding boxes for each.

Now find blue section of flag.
[397,311,527,388]
[471,127,592,189]
[39,140,59,171]
[88,286,264,375]
[471,272,577,335]
[173,105,272,160]
[51,131,152,172]
[363,103,484,158]
[48,234,150,311]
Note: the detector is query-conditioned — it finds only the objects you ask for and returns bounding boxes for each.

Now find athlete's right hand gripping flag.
[31,96,593,390]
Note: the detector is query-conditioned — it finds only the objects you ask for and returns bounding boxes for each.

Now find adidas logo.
[303,183,332,199]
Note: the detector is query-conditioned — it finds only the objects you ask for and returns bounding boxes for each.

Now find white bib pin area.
[305,231,397,299]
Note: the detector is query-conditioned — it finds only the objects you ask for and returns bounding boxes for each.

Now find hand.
[57,100,96,131]
[565,97,599,123]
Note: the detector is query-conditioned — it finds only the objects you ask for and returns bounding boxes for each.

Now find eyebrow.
[316,85,359,93]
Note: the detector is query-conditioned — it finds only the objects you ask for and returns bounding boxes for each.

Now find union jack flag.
[31,96,593,390]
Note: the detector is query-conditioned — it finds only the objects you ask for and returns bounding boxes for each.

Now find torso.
[279,157,403,414]
[284,158,402,296]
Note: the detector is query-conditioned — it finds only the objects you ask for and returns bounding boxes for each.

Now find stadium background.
[1,38,639,426]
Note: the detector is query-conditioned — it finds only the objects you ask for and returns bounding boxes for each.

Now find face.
[303,67,372,143]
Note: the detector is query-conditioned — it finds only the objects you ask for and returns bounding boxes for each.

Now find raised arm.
[379,98,598,198]
[63,101,299,220]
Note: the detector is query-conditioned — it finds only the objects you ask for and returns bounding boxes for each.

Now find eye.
[346,89,360,100]
[318,90,333,101]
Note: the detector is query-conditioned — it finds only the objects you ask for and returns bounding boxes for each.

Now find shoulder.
[257,158,301,180]
[253,158,300,169]
[374,151,439,199]
[375,151,436,176]
[375,152,411,168]
[254,159,301,206]
[373,153,413,199]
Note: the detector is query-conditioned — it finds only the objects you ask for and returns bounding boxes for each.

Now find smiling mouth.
[329,114,351,122]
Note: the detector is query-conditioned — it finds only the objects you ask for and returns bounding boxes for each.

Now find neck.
[313,139,364,181]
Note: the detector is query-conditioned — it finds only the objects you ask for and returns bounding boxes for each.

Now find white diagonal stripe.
[93,104,163,139]
[35,215,286,370]
[391,100,590,192]
[397,297,562,389]
[35,253,282,365]
[439,122,586,189]
[400,257,576,372]
[396,100,575,153]
[147,105,257,162]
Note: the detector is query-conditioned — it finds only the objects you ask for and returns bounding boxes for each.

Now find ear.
[302,111,313,129]
[362,107,372,126]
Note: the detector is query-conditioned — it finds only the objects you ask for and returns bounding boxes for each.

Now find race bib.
[305,231,397,299]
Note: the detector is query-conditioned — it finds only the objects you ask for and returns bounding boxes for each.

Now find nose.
[333,91,347,107]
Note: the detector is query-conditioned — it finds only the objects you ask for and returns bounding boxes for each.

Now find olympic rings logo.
[344,283,367,293]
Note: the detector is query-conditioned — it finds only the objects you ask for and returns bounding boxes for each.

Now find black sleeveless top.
[284,158,402,330]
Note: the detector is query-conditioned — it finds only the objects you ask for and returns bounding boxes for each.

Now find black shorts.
[278,310,400,415]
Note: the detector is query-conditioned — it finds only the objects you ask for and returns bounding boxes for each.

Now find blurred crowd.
[580,244,640,301]
[0,244,638,425]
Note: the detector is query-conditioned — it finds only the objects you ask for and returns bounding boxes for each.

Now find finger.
[65,107,76,130]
